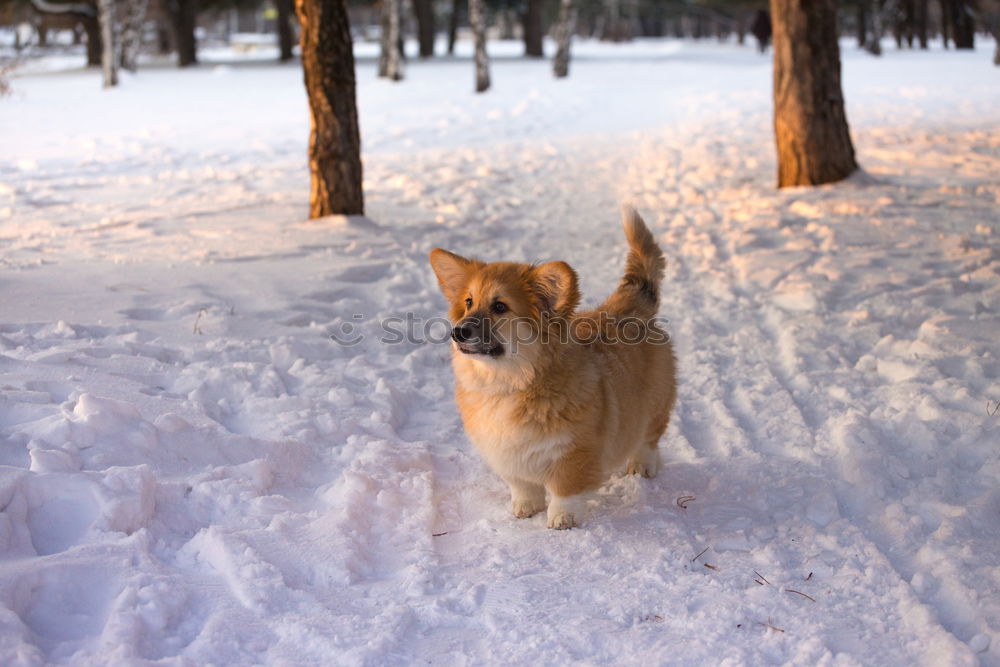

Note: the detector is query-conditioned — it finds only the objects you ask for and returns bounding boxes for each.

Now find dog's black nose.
[451,319,482,343]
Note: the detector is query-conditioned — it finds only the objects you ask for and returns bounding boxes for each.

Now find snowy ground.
[1,38,1000,665]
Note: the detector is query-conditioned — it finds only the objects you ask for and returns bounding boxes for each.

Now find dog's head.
[429,248,580,384]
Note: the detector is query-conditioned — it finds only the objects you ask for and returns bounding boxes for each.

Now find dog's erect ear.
[533,261,580,317]
[429,249,476,301]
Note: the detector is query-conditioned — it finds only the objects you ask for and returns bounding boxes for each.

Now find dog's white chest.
[462,394,570,482]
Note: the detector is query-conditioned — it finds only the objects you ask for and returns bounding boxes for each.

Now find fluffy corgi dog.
[429,206,677,529]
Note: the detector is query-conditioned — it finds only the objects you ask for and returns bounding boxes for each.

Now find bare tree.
[523,0,543,56]
[769,0,858,187]
[552,0,575,78]
[276,0,295,61]
[295,0,364,216]
[470,0,489,92]
[168,0,197,66]
[413,0,435,57]
[866,0,883,54]
[378,0,403,80]
[97,0,117,86]
[119,0,148,71]
[447,0,462,54]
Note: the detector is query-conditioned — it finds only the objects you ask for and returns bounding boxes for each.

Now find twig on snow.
[785,589,816,602]
[753,570,770,585]
[805,572,813,581]
[704,563,720,571]
[691,546,710,563]
[432,532,448,537]
[759,617,785,633]
[676,495,696,509]
[193,308,207,335]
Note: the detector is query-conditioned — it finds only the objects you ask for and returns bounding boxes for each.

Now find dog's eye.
[492,301,507,314]
[464,297,473,309]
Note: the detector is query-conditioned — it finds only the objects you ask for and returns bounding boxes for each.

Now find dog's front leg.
[545,447,601,529]
[507,478,546,518]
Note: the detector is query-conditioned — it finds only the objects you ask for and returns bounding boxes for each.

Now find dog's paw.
[512,497,545,519]
[626,461,654,478]
[626,449,660,478]
[547,511,578,530]
[546,494,586,529]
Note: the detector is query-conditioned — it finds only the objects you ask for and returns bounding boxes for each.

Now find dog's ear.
[429,249,476,301]
[533,261,580,317]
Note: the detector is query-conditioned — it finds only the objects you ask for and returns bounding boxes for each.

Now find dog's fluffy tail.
[608,205,665,318]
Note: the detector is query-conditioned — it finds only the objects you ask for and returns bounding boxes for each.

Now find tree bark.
[866,0,883,54]
[98,0,117,86]
[939,0,951,47]
[770,0,858,187]
[950,0,975,48]
[915,0,928,47]
[447,0,461,54]
[469,0,490,92]
[119,0,148,71]
[552,0,575,78]
[523,0,543,56]
[169,0,197,67]
[378,0,403,79]
[413,0,435,57]
[857,0,867,48]
[277,0,295,61]
[295,0,364,217]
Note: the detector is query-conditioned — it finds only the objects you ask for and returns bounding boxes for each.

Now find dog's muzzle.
[451,317,504,357]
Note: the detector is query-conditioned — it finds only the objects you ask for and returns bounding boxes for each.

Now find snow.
[2,37,1000,664]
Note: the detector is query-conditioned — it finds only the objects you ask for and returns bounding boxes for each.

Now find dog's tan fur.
[429,207,677,529]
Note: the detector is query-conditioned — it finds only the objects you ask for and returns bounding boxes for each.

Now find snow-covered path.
[1,39,999,664]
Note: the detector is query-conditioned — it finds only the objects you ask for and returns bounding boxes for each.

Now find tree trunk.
[277,0,295,61]
[951,0,974,48]
[413,0,435,57]
[769,0,858,187]
[98,0,118,86]
[523,0,543,56]
[378,0,403,79]
[939,0,951,47]
[157,21,171,53]
[857,0,867,48]
[83,14,102,66]
[447,0,461,54]
[552,0,574,78]
[469,0,490,92]
[119,0,149,71]
[294,0,364,217]
[866,0,883,54]
[915,0,928,47]
[169,0,197,67]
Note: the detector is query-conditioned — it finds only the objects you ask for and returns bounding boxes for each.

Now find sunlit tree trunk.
[470,0,489,92]
[295,0,364,216]
[552,0,575,78]
[119,0,148,71]
[98,0,117,86]
[378,0,403,79]
[770,0,858,187]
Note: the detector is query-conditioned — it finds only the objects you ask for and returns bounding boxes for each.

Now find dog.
[429,206,677,529]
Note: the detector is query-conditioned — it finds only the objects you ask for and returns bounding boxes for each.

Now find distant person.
[751,10,771,54]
